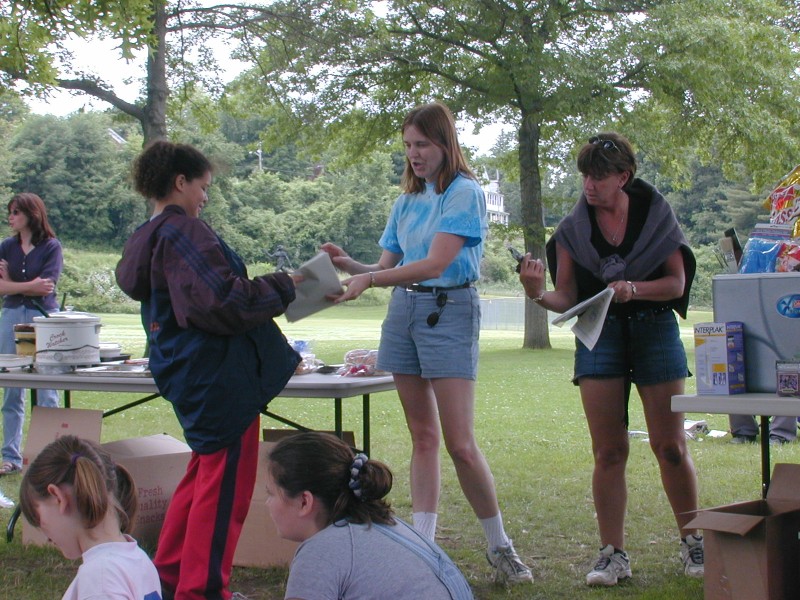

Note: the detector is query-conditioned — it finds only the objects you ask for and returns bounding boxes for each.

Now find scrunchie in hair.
[348,453,369,500]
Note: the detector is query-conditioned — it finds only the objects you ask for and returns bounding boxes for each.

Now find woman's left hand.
[332,273,371,303]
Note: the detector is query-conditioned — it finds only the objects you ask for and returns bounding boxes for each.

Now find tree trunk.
[518,112,551,349]
[142,1,169,143]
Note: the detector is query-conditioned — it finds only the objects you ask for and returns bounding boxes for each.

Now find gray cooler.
[712,272,800,393]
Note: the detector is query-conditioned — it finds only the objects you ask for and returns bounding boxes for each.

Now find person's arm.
[519,242,578,313]
[0,276,55,297]
[606,248,685,303]
[332,232,464,303]
[162,221,296,336]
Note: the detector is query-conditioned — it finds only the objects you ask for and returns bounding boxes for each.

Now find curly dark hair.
[132,140,212,201]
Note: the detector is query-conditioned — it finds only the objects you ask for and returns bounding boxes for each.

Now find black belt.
[404,282,473,293]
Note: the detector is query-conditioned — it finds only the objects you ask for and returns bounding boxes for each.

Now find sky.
[25,37,510,156]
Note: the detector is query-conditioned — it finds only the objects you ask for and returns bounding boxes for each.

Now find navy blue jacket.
[115,205,300,453]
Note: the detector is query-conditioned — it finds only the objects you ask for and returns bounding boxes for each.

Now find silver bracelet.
[627,280,637,297]
[368,272,376,288]
[532,290,545,303]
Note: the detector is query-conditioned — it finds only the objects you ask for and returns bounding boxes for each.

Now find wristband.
[532,290,545,303]
[627,281,637,297]
[368,272,376,288]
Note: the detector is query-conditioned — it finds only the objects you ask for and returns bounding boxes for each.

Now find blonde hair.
[20,436,137,533]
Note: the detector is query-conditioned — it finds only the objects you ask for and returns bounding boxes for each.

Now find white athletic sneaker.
[681,534,704,578]
[486,541,534,584]
[586,544,632,586]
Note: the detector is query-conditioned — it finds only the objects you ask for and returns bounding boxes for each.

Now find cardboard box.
[102,434,191,548]
[687,463,800,599]
[21,408,189,551]
[233,429,356,568]
[694,321,747,395]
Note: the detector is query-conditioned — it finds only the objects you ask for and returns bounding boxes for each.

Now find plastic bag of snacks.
[740,166,800,273]
[764,164,800,235]
[290,339,323,375]
[339,349,386,376]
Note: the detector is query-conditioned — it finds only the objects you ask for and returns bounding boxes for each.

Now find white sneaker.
[486,541,534,584]
[586,544,631,586]
[681,534,704,578]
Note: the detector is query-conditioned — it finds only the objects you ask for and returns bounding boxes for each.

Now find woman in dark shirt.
[518,133,704,587]
[0,192,62,476]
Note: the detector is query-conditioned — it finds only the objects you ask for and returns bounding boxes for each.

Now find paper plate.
[0,354,33,370]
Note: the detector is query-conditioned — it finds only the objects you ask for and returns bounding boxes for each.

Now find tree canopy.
[231,0,800,347]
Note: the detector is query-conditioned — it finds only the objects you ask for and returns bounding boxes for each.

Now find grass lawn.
[2,304,798,599]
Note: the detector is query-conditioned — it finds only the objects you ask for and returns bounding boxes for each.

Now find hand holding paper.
[551,287,614,351]
[284,253,345,322]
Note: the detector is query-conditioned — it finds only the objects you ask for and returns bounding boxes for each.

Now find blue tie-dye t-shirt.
[379,174,487,287]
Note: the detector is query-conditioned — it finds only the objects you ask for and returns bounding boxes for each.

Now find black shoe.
[730,434,756,444]
[769,435,791,445]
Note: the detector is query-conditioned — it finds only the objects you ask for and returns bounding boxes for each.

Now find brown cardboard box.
[102,434,191,548]
[22,407,103,546]
[686,463,800,599]
[233,429,356,568]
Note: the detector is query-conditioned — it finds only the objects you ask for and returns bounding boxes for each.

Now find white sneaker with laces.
[681,534,704,578]
[586,544,631,586]
[486,540,533,584]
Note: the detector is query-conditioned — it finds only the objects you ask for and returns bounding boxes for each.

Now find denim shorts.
[376,286,480,380]
[573,308,689,386]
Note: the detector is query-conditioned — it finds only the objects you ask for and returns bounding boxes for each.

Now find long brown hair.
[20,435,138,534]
[8,193,56,245]
[267,432,394,526]
[400,102,475,195]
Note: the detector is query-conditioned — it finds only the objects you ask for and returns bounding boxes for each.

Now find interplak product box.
[233,429,356,568]
[694,321,746,395]
[21,407,190,551]
[686,463,800,600]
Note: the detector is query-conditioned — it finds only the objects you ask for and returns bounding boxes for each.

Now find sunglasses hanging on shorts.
[588,136,620,152]
[427,292,448,327]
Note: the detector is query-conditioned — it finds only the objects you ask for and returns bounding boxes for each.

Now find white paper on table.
[284,253,345,322]
[550,287,614,351]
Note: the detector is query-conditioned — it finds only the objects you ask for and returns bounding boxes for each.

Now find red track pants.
[155,418,259,600]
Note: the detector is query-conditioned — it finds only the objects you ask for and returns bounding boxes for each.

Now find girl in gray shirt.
[266,432,473,600]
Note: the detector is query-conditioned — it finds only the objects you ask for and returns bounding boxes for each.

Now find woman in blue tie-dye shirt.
[321,101,533,586]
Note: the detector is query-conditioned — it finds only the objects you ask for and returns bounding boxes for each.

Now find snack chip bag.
[764,164,800,235]
[776,240,800,272]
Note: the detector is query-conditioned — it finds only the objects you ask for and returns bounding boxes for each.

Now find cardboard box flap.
[22,407,103,469]
[688,509,765,536]
[102,433,190,458]
[766,464,800,501]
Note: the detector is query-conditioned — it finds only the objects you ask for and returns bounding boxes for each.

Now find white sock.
[481,513,511,551]
[412,512,438,541]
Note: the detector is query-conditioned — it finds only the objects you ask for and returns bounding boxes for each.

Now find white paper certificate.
[551,287,614,351]
[284,253,345,322]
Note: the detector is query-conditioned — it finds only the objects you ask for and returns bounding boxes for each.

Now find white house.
[482,169,509,226]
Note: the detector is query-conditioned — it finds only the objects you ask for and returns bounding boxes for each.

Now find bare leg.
[432,377,500,519]
[394,373,442,513]
[639,379,700,536]
[580,377,629,550]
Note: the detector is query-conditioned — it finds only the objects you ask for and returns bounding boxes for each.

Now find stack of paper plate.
[0,354,33,370]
